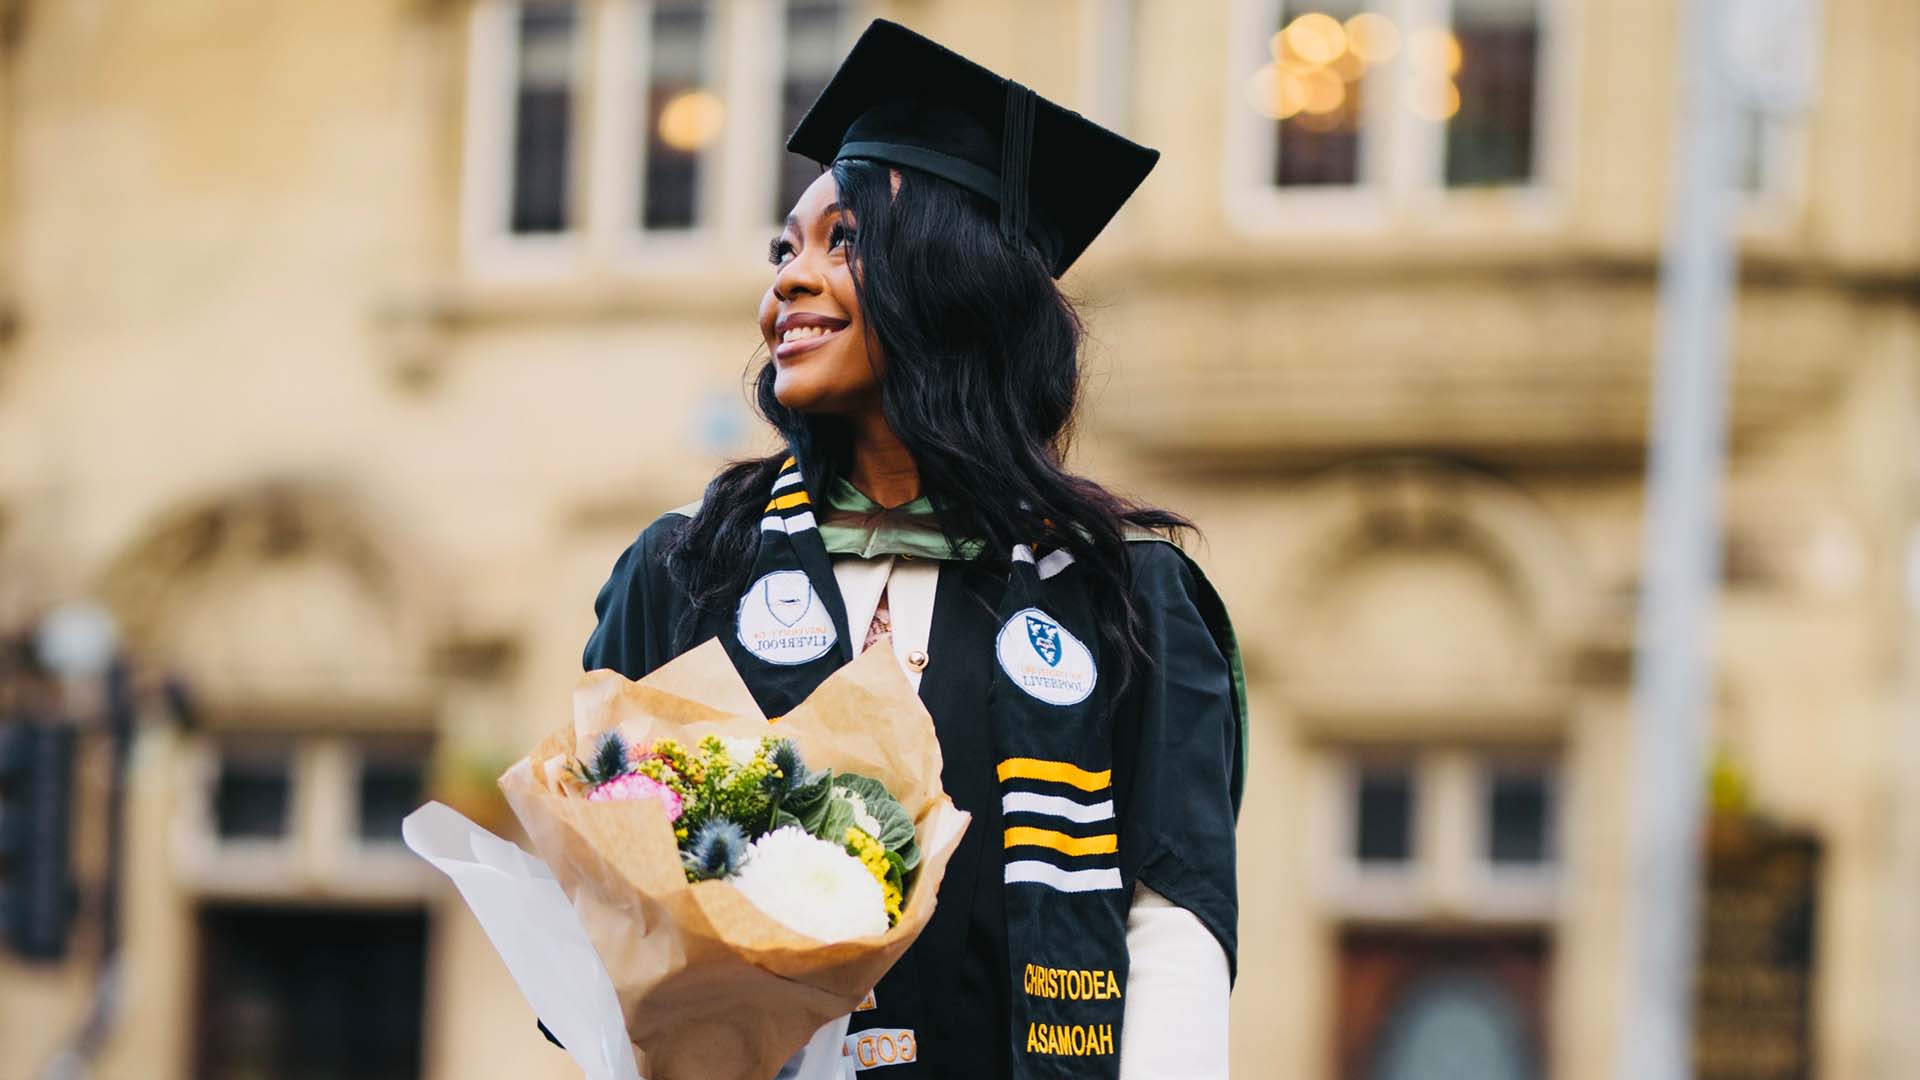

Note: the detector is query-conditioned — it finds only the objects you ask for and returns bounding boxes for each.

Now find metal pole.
[1619,0,1738,1077]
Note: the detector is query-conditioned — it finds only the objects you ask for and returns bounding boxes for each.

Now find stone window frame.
[460,0,860,281]
[1221,0,1576,236]
[174,732,438,902]
[1312,743,1562,923]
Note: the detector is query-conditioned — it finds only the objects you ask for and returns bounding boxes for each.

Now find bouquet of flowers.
[404,637,970,1080]
[568,730,918,940]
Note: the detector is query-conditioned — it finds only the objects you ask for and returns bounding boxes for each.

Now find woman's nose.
[774,249,825,302]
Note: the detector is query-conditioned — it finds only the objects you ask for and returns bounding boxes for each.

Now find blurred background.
[0,0,1912,1077]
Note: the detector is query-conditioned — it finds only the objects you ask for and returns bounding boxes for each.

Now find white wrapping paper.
[403,801,853,1080]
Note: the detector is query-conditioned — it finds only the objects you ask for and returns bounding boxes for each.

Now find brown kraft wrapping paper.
[499,635,972,1080]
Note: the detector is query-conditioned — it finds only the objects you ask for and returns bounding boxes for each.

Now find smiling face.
[758,171,880,416]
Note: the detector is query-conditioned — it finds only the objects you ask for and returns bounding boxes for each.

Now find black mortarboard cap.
[786,19,1159,278]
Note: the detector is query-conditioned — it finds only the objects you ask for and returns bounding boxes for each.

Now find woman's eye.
[767,237,795,266]
[829,223,854,250]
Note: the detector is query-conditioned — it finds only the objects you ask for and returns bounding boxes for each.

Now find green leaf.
[832,773,917,858]
[783,769,833,818]
[882,846,906,894]
[810,793,856,845]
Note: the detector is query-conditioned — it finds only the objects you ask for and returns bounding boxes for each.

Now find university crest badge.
[1026,614,1063,667]
[996,607,1096,706]
[736,570,837,665]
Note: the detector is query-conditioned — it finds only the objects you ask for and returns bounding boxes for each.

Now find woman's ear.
[889,168,902,198]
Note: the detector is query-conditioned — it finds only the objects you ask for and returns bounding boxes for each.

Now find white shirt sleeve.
[1118,890,1232,1078]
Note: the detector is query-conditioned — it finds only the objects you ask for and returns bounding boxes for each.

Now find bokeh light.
[1280,12,1348,66]
[656,89,725,152]
[1406,76,1462,121]
[1411,28,1464,77]
[1344,12,1402,64]
[1245,61,1307,120]
[1299,67,1348,115]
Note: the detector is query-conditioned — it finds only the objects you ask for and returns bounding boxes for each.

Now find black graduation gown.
[580,511,1242,1079]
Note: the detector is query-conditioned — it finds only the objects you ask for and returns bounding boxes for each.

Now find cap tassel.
[999,80,1037,251]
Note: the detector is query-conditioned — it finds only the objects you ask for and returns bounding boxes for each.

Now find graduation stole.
[725,454,1131,1079]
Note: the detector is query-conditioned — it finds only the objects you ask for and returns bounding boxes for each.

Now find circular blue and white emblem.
[995,606,1097,706]
[736,570,837,666]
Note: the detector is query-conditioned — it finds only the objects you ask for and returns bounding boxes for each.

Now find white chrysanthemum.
[840,789,883,839]
[719,735,764,768]
[731,826,887,943]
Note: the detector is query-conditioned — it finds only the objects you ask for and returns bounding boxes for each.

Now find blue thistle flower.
[683,819,749,881]
[760,739,811,800]
[585,731,632,787]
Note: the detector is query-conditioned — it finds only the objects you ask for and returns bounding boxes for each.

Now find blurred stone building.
[0,0,1915,1078]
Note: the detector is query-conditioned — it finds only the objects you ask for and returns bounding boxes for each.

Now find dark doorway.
[1335,928,1550,1080]
[193,905,427,1080]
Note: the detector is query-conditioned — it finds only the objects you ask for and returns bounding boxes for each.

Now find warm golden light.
[1281,12,1348,66]
[1244,61,1307,120]
[1410,28,1463,76]
[1344,12,1402,64]
[656,89,725,152]
[1406,77,1461,121]
[1298,67,1348,115]
[1330,49,1368,83]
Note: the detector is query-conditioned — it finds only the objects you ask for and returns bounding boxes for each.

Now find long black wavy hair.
[660,158,1191,695]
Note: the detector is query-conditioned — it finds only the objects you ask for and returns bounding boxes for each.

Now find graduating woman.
[582,20,1246,1079]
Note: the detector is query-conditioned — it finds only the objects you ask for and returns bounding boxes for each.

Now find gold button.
[906,649,929,672]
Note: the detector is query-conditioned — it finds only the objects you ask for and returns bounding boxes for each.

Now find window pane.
[1446,0,1540,187]
[216,756,291,840]
[775,0,847,219]
[510,3,577,234]
[1487,769,1551,865]
[1355,766,1414,863]
[358,760,425,844]
[195,907,427,1080]
[1269,0,1371,187]
[641,0,717,231]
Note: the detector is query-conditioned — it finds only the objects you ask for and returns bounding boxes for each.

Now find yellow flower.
[844,827,902,926]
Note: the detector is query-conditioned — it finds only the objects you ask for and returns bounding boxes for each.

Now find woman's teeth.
[781,325,835,343]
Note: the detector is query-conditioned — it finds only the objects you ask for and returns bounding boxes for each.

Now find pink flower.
[587,773,684,821]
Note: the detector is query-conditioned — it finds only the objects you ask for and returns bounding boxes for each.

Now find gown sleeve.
[1116,541,1241,981]
[583,515,688,678]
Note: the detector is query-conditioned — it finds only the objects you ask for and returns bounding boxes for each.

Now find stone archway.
[97,482,443,711]
[1274,457,1592,714]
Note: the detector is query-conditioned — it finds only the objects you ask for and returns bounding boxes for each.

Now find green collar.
[816,479,985,560]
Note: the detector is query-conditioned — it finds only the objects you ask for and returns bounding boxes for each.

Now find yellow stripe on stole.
[1003,827,1119,857]
[781,456,797,468]
[996,758,1111,792]
[765,491,812,512]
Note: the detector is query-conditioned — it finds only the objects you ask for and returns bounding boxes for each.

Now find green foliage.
[675,736,774,839]
[833,773,920,873]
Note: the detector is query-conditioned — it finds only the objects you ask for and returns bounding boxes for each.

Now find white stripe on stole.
[772,471,803,491]
[759,512,818,534]
[1036,549,1075,580]
[1001,791,1115,824]
[1011,544,1036,564]
[1004,860,1123,893]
